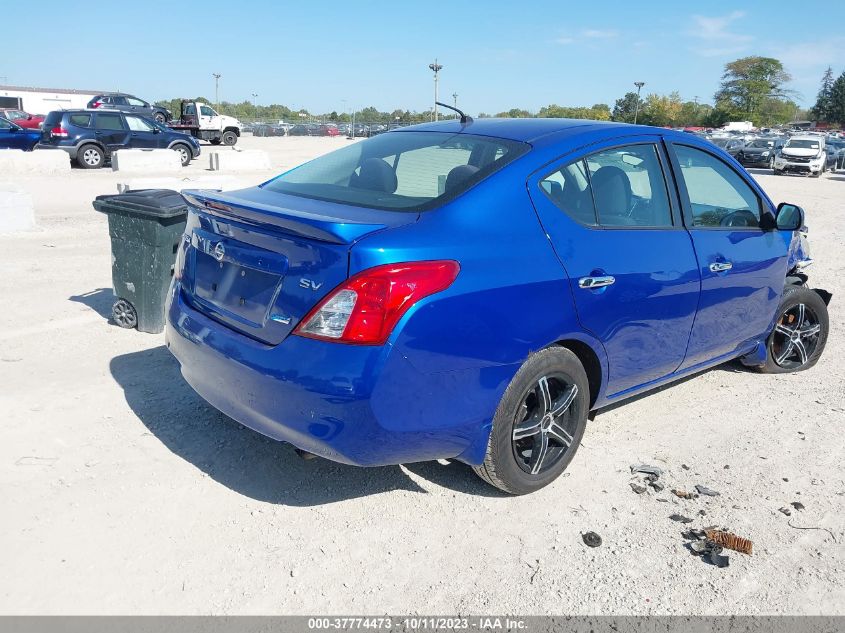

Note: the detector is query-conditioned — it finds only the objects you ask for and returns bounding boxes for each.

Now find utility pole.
[212,73,222,109]
[429,59,443,121]
[251,93,259,121]
[633,81,645,124]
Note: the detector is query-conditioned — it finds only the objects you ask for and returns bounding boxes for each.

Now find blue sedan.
[166,118,830,494]
[0,116,41,151]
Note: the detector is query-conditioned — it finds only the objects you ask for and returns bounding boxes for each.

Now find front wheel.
[474,347,590,495]
[758,285,829,374]
[172,143,192,166]
[222,131,238,146]
[154,112,166,124]
[77,144,104,169]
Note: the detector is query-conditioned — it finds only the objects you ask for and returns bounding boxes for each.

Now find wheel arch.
[223,126,240,136]
[553,338,604,409]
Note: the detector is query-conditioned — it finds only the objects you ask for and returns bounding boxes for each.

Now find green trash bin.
[92,189,188,334]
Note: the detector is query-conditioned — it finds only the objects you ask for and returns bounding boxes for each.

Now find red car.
[0,109,45,129]
[319,123,340,136]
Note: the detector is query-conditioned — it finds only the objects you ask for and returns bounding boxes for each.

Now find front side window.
[127,97,146,107]
[95,113,125,131]
[111,96,129,106]
[125,116,154,132]
[0,118,12,130]
[6,110,26,120]
[674,145,762,228]
[200,106,216,116]
[263,131,528,211]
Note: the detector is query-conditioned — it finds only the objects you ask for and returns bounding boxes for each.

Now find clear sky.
[4,0,843,114]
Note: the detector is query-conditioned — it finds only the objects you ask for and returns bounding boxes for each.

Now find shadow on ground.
[109,346,504,505]
[70,288,114,321]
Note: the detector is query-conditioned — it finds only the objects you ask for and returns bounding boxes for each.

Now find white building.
[0,85,107,114]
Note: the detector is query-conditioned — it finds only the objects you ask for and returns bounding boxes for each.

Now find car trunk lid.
[179,186,418,345]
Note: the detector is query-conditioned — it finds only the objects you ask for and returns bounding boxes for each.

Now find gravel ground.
[1,136,843,615]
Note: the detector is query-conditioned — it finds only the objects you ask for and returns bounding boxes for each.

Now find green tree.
[639,92,683,127]
[611,92,642,123]
[713,56,791,119]
[811,67,836,122]
[830,71,845,124]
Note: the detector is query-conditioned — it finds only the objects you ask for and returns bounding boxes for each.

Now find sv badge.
[299,279,323,291]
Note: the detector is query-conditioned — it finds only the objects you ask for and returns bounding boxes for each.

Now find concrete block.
[111,149,182,173]
[0,183,36,233]
[209,149,272,171]
[116,175,248,194]
[0,149,71,176]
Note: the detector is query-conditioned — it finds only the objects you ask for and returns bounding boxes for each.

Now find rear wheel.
[222,131,237,146]
[173,143,191,166]
[474,347,589,495]
[758,285,828,374]
[77,144,104,169]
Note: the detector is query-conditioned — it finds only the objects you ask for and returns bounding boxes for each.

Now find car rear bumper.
[165,282,488,466]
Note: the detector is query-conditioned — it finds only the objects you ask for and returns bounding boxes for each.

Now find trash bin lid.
[92,189,188,219]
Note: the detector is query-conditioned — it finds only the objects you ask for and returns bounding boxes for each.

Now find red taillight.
[50,127,69,138]
[91,101,102,108]
[294,260,460,345]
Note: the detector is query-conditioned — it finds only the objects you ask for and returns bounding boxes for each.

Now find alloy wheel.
[771,302,821,369]
[511,374,579,475]
[83,148,101,166]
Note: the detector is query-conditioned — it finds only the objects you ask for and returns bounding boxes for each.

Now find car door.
[93,112,130,154]
[125,96,152,118]
[667,142,791,369]
[0,117,22,149]
[528,138,701,397]
[124,115,160,149]
[198,104,217,130]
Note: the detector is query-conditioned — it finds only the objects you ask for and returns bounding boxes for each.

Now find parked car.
[166,119,829,495]
[773,135,827,177]
[318,123,340,137]
[288,123,319,136]
[736,137,784,168]
[708,136,745,157]
[0,116,41,150]
[38,110,200,168]
[253,123,286,137]
[0,108,45,130]
[87,93,172,124]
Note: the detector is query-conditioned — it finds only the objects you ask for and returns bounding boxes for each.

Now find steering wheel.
[720,209,758,228]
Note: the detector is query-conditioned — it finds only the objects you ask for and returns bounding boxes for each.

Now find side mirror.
[27,115,33,120]
[152,127,161,133]
[776,202,805,231]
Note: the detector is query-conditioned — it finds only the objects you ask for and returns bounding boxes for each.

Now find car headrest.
[590,166,631,214]
[444,164,480,193]
[352,158,398,193]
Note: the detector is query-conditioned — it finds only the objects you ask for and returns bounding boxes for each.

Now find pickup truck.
[168,101,241,146]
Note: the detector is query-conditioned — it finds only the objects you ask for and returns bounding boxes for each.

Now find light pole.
[633,81,645,124]
[251,93,258,121]
[429,59,443,121]
[212,73,222,110]
[452,92,458,118]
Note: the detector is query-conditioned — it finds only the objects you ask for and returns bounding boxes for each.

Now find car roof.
[395,118,649,143]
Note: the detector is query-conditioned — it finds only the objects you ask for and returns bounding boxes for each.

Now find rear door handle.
[709,262,733,273]
[578,275,615,289]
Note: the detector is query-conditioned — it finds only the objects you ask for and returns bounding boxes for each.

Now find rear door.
[667,142,790,368]
[528,137,701,397]
[93,112,129,154]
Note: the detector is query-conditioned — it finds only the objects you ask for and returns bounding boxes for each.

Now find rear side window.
[69,114,91,128]
[540,144,673,228]
[95,113,125,131]
[263,131,529,211]
[674,145,761,228]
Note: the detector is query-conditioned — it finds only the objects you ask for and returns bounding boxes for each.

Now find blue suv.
[165,119,830,494]
[39,110,200,168]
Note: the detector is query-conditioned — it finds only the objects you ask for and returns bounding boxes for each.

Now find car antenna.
[435,101,473,125]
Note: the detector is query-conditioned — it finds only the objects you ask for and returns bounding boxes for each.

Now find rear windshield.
[43,111,63,128]
[262,131,529,211]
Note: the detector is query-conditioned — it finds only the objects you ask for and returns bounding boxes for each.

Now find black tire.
[154,112,166,124]
[222,131,238,146]
[76,144,104,169]
[172,143,192,166]
[210,137,222,145]
[757,285,829,374]
[112,299,138,329]
[773,168,781,176]
[474,347,590,495]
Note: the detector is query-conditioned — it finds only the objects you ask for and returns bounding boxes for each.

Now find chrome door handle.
[709,262,733,273]
[578,275,616,289]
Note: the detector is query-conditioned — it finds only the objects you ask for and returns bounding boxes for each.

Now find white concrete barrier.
[116,175,248,194]
[112,149,182,173]
[0,183,36,233]
[0,149,70,176]
[209,149,272,171]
